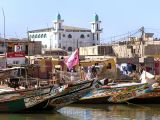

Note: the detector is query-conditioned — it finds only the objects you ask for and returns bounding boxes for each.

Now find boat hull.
[128,88,160,104]
[48,80,95,110]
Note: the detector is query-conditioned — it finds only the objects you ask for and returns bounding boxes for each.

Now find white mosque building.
[28,13,102,53]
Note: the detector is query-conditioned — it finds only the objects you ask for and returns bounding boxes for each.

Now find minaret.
[91,13,102,45]
[53,13,64,32]
[52,13,64,48]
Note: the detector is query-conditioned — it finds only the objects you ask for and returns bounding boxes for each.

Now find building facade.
[0,38,42,66]
[28,13,102,53]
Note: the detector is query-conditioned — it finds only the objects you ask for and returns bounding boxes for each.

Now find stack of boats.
[0,67,96,112]
[0,65,159,113]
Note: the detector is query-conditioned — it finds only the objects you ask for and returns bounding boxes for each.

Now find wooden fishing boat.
[46,79,95,110]
[0,85,55,112]
[107,83,153,103]
[0,79,95,112]
[78,80,154,104]
[128,87,160,104]
[0,66,96,112]
[0,67,19,81]
[78,70,156,104]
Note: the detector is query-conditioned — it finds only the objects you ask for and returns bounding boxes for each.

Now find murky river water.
[1,104,160,120]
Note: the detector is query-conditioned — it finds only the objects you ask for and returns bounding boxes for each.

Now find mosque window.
[29,35,32,38]
[68,34,72,38]
[93,33,95,40]
[32,35,35,38]
[35,34,37,38]
[44,34,47,38]
[59,33,61,40]
[80,34,85,39]
[38,34,41,38]
[68,47,72,51]
[59,43,61,48]
[41,34,44,38]
[96,24,99,30]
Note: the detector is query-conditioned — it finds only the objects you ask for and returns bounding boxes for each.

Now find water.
[1,104,160,120]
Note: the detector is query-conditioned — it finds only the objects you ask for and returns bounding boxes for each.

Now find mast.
[2,8,6,68]
[140,26,145,57]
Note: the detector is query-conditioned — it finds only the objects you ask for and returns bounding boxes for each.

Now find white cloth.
[140,71,155,84]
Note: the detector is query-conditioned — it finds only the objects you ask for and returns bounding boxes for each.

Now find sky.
[1,0,160,43]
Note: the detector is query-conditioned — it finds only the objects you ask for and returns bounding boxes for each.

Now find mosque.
[28,13,102,53]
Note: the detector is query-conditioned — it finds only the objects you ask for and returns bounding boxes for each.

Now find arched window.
[29,35,32,38]
[41,34,44,38]
[68,47,72,51]
[44,34,47,38]
[68,34,72,38]
[80,34,85,39]
[35,34,37,38]
[38,34,41,38]
[32,35,34,38]
[87,34,90,37]
[63,34,65,37]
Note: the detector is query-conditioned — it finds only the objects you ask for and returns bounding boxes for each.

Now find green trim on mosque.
[57,13,61,20]
[95,14,99,21]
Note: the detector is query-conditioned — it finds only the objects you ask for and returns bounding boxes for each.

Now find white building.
[28,13,102,53]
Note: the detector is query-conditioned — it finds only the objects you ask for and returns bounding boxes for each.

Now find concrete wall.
[145,45,160,56]
[112,45,133,58]
[80,45,114,56]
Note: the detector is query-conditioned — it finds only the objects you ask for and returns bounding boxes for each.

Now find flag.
[65,49,79,70]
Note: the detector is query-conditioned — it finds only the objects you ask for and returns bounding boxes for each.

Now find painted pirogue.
[78,79,154,104]
[128,87,160,104]
[0,66,96,112]
[0,79,95,112]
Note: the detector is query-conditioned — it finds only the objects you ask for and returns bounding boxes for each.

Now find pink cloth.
[64,49,79,70]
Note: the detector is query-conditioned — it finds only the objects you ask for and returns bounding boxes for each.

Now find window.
[59,33,61,40]
[80,34,85,39]
[32,35,35,38]
[97,34,99,40]
[96,24,99,30]
[13,61,19,64]
[87,34,90,37]
[93,43,95,46]
[107,63,112,69]
[68,47,72,51]
[68,34,72,38]
[93,33,94,40]
[35,34,37,38]
[44,34,47,38]
[63,46,66,50]
[63,34,65,37]
[41,34,44,38]
[59,43,61,48]
[59,23,61,29]
[38,34,41,38]
[93,23,95,29]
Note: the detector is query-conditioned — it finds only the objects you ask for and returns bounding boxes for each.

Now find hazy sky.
[1,0,160,43]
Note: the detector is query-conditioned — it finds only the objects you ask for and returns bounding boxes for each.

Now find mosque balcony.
[97,28,103,32]
[92,29,103,33]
